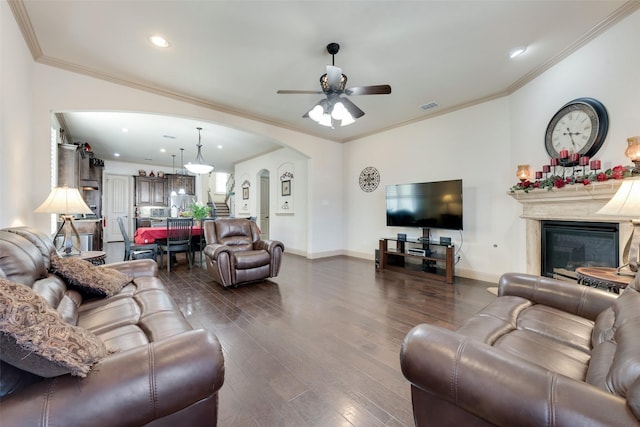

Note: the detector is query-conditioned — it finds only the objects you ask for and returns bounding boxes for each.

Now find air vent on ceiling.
[419,101,439,111]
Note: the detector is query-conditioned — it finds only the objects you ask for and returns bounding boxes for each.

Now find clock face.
[359,167,380,192]
[545,98,608,161]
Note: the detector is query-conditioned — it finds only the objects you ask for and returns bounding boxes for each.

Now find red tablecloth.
[134,226,203,244]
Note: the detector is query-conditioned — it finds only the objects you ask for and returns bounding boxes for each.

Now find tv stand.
[378,236,454,284]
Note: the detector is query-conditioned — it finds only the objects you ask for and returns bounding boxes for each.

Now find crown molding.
[7,0,42,59]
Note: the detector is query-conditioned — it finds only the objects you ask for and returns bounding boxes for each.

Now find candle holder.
[625,136,640,173]
[516,164,531,182]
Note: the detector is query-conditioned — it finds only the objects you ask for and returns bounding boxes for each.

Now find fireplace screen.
[541,221,619,279]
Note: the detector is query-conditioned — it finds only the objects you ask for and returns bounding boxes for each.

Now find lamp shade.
[596,177,640,218]
[34,186,92,215]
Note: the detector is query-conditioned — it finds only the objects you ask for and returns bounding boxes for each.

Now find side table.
[575,267,634,294]
[60,250,107,266]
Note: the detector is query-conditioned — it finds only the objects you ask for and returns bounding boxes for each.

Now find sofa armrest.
[204,243,232,259]
[254,239,284,253]
[498,272,618,320]
[0,329,224,427]
[401,324,638,427]
[101,259,158,278]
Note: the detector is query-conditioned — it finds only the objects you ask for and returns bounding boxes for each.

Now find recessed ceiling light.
[149,35,170,48]
[160,148,166,153]
[508,46,527,59]
[217,145,223,149]
[121,128,128,133]
[114,152,120,157]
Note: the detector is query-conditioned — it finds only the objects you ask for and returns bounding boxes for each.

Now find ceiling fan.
[277,42,391,127]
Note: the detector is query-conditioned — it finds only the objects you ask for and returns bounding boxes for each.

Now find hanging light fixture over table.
[170,154,177,197]
[184,127,214,174]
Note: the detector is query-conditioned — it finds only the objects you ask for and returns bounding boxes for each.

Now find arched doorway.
[258,169,270,239]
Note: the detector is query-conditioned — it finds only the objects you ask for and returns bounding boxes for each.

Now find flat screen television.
[386,179,463,230]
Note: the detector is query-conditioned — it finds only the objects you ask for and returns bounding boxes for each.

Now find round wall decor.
[544,97,608,161]
[359,166,380,192]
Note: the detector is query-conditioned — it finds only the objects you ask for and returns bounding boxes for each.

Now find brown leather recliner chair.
[203,218,284,288]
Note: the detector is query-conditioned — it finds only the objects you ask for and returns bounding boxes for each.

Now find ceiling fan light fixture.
[340,114,355,127]
[184,127,214,174]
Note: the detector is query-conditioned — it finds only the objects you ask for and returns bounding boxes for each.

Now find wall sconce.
[625,136,640,172]
[516,165,531,182]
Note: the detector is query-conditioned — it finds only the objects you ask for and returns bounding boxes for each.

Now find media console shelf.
[378,237,454,284]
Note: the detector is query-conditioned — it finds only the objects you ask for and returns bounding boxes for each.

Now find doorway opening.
[259,170,270,239]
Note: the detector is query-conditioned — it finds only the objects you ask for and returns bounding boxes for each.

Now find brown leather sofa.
[401,272,640,427]
[203,218,284,288]
[0,226,225,426]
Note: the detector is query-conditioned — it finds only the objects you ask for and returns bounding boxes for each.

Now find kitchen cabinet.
[166,173,195,195]
[135,176,168,206]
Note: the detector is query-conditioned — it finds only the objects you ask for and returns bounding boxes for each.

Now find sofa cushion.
[235,250,271,269]
[51,255,130,298]
[586,285,640,400]
[0,231,48,286]
[0,278,107,378]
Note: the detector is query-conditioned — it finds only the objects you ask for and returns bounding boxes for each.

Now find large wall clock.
[544,97,608,160]
[359,166,380,192]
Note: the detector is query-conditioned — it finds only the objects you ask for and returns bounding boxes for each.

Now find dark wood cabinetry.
[135,176,168,206]
[166,173,195,195]
[378,238,455,284]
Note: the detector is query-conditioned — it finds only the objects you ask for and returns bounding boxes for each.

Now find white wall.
[0,1,36,227]
[234,147,309,256]
[343,8,640,282]
[344,98,514,282]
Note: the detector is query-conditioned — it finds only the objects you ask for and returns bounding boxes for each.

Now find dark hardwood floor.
[106,244,497,426]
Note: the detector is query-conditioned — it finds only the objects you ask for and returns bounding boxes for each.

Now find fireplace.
[541,220,619,278]
[508,180,632,276]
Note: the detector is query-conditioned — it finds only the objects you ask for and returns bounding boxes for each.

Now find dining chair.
[116,217,158,261]
[158,217,194,272]
[191,218,215,265]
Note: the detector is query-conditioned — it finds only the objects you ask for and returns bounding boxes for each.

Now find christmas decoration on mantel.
[510,152,634,193]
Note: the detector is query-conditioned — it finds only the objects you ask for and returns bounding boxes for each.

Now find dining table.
[133,225,203,245]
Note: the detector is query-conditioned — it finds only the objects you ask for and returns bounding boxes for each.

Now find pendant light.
[170,154,177,196]
[178,149,186,195]
[184,127,214,174]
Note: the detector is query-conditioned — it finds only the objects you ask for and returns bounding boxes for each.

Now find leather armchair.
[400,273,640,427]
[203,218,284,288]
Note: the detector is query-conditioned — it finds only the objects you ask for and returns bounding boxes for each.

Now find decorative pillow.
[0,278,107,378]
[50,254,130,298]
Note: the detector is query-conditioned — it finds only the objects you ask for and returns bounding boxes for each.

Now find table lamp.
[596,177,640,276]
[35,185,93,255]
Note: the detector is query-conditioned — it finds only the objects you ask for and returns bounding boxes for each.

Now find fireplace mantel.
[508,180,631,274]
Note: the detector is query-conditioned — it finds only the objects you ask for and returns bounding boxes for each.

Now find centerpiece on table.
[188,201,211,221]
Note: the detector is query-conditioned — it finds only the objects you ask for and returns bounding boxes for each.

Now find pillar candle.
[542,165,551,173]
[550,158,559,166]
[535,171,543,179]
[590,159,601,170]
[569,153,579,162]
[579,156,590,166]
[560,150,569,159]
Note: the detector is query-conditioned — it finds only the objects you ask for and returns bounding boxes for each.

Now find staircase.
[212,202,230,218]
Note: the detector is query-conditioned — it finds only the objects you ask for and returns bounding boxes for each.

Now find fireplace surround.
[509,180,632,275]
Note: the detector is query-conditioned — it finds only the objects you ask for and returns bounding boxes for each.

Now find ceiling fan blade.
[277,90,323,95]
[338,97,365,119]
[326,65,343,89]
[345,85,392,96]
